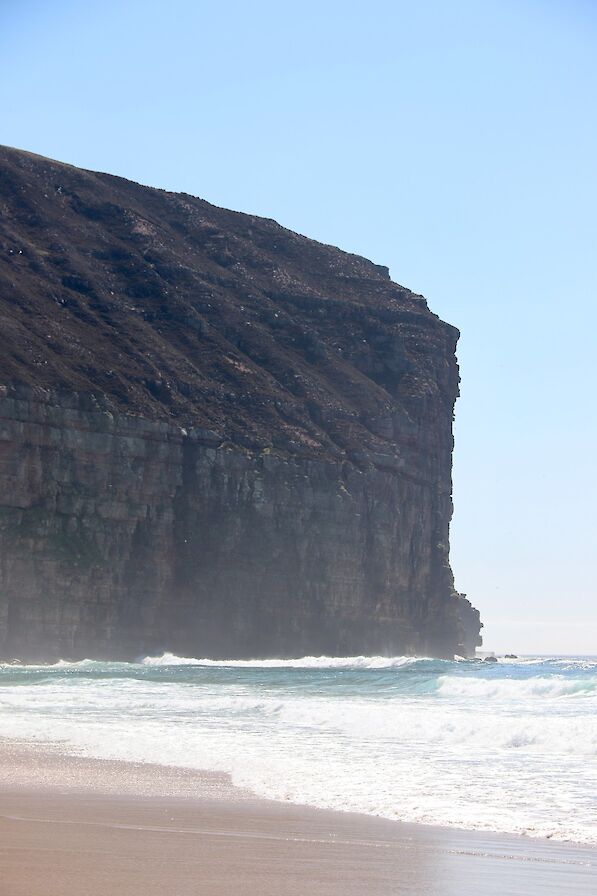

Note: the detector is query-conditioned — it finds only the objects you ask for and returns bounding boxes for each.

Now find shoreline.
[1,741,595,895]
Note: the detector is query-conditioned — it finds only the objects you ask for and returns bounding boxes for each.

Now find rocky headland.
[0,145,481,660]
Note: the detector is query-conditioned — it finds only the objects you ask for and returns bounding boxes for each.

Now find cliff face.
[0,146,481,660]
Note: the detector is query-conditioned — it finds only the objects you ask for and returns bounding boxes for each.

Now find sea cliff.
[0,146,481,659]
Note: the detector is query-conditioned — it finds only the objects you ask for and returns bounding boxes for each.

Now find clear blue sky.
[2,0,595,654]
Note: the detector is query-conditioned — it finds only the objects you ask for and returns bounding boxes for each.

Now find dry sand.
[0,741,595,896]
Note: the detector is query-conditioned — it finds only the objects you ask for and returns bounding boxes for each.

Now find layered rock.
[0,146,481,660]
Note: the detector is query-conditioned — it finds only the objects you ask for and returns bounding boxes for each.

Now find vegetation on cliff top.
[0,145,458,464]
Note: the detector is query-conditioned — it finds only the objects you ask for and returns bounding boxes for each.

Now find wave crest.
[139,653,437,669]
[437,675,597,700]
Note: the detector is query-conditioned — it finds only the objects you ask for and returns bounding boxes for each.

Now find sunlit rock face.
[0,146,481,660]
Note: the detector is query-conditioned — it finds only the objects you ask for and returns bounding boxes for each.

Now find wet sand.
[0,742,595,896]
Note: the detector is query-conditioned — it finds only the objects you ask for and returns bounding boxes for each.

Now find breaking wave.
[437,674,597,700]
[1,653,595,844]
[139,653,437,669]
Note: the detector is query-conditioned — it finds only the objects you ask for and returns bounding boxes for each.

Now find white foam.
[139,653,436,669]
[437,674,597,700]
[2,657,596,845]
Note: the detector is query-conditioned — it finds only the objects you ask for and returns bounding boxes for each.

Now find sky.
[1,0,595,654]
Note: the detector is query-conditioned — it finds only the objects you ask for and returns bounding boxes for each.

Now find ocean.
[1,654,595,845]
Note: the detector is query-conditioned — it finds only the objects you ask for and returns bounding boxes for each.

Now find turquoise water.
[1,654,595,844]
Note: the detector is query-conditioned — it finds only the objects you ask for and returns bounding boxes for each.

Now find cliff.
[0,145,481,660]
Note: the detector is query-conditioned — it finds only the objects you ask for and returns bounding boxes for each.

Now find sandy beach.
[0,742,595,896]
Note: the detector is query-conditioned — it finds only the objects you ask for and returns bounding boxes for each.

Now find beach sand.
[0,742,594,896]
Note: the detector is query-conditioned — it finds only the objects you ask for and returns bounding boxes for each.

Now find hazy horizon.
[1,0,595,654]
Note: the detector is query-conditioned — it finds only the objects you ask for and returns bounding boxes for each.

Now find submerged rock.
[0,145,482,661]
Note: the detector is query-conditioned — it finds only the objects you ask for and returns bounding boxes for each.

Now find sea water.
[0,654,595,844]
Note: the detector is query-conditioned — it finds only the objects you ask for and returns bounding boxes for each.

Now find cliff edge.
[0,145,482,660]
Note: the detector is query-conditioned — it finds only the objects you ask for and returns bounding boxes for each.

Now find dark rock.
[455,593,483,657]
[0,145,482,661]
[484,655,499,663]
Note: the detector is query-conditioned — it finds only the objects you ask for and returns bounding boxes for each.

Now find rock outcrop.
[0,146,481,660]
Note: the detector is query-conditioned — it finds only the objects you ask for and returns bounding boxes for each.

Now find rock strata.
[0,146,482,660]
